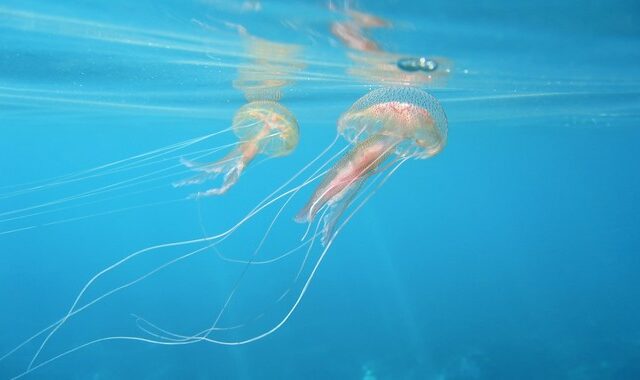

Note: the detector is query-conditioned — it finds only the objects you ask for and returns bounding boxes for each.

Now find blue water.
[1,0,639,379]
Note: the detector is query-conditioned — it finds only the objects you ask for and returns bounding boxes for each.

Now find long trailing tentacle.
[24,163,322,370]
[9,135,341,373]
[119,140,350,345]
[132,152,406,345]
[0,130,225,200]
[0,141,245,236]
[11,151,414,380]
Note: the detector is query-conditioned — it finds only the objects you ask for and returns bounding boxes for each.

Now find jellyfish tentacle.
[139,144,345,345]
[321,177,364,245]
[12,160,414,380]
[173,172,221,188]
[178,157,222,172]
[7,138,336,376]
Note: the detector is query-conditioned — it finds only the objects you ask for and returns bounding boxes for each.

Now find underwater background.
[1,0,639,379]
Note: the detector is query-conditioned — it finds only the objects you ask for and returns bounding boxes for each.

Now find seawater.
[0,0,639,379]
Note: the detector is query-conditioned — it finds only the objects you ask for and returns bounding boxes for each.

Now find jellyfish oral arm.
[295,134,398,224]
[174,132,265,198]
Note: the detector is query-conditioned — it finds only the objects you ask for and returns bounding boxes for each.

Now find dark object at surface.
[397,57,438,72]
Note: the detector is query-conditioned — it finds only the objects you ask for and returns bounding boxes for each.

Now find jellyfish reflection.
[233,35,305,102]
[330,8,389,53]
[346,10,391,29]
[330,6,452,86]
[174,101,299,197]
[296,86,447,244]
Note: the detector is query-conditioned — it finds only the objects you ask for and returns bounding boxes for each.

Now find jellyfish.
[174,100,299,197]
[1,87,447,379]
[295,86,447,244]
[171,32,303,198]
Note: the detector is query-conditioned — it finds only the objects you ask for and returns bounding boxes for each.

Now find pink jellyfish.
[175,100,299,197]
[295,86,447,244]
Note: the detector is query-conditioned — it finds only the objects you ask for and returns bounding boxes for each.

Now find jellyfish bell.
[295,86,447,243]
[338,86,448,157]
[231,100,299,157]
[175,100,299,197]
